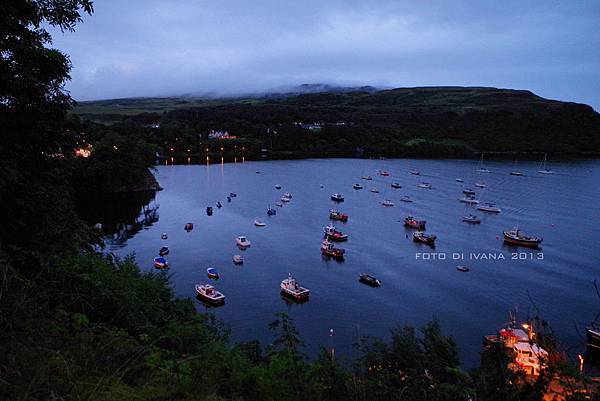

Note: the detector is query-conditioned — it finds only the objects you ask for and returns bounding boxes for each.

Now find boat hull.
[587,327,600,350]
[503,236,541,248]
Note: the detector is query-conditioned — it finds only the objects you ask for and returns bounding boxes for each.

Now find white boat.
[391,182,402,189]
[417,182,431,189]
[538,153,554,174]
[236,236,251,247]
[475,182,486,188]
[400,195,413,202]
[233,254,244,265]
[283,192,292,198]
[331,193,344,202]
[361,175,373,180]
[510,160,523,176]
[459,196,479,204]
[353,183,363,189]
[280,273,309,301]
[410,170,420,175]
[477,203,501,213]
[254,219,266,227]
[381,199,394,206]
[456,178,464,183]
[195,284,225,305]
[476,153,491,173]
[275,184,282,189]
[161,232,168,240]
[462,214,481,224]
[369,188,379,193]
[281,195,291,202]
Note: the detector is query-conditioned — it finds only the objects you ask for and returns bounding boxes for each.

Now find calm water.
[102,158,600,367]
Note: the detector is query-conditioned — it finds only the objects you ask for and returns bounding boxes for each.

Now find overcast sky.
[49,0,600,109]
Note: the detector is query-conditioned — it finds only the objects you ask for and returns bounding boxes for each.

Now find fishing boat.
[267,205,277,215]
[381,199,394,206]
[380,171,390,176]
[353,183,363,189]
[462,188,476,196]
[400,195,413,203]
[254,218,266,227]
[359,274,381,287]
[411,170,420,175]
[404,216,426,229]
[233,254,244,265]
[280,274,309,301]
[323,223,348,241]
[206,206,213,216]
[459,196,479,204]
[195,284,225,305]
[281,195,291,202]
[457,265,470,272]
[417,182,431,189]
[538,153,554,174]
[321,240,345,260]
[236,236,251,248]
[586,324,600,350]
[391,182,402,189]
[413,231,436,245]
[362,175,373,180]
[476,153,491,173]
[161,232,168,240]
[477,203,501,213]
[462,214,481,224]
[369,188,379,193]
[153,256,168,269]
[184,222,194,231]
[329,209,348,222]
[216,201,222,208]
[331,193,344,202]
[275,184,282,189]
[475,182,486,188]
[159,246,170,256]
[503,227,542,248]
[456,178,464,183]
[207,267,219,279]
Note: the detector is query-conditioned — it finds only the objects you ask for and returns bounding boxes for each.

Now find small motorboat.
[207,267,220,279]
[475,182,486,188]
[276,202,284,207]
[477,203,501,213]
[477,168,491,173]
[229,192,237,198]
[361,175,373,180]
[413,231,436,246]
[503,227,542,248]
[236,236,251,248]
[227,196,231,202]
[400,195,413,203]
[353,183,363,189]
[369,188,379,193]
[459,196,479,204]
[411,170,420,175]
[462,188,476,196]
[153,256,168,269]
[283,192,292,199]
[195,284,225,305]
[359,274,381,287]
[159,246,170,256]
[280,274,309,301]
[233,254,244,265]
[184,223,194,232]
[281,195,291,202]
[404,216,426,229]
[206,206,213,216]
[379,171,390,176]
[456,178,464,183]
[254,218,266,227]
[462,214,481,224]
[323,223,348,241]
[457,265,470,272]
[510,171,523,176]
[329,209,348,222]
[417,182,431,189]
[391,182,402,189]
[275,184,282,189]
[321,240,345,260]
[381,199,394,207]
[267,206,277,216]
[216,201,222,208]
[161,232,168,240]
[331,193,344,202]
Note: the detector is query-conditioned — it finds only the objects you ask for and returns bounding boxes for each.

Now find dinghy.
[207,267,219,279]
[195,284,225,305]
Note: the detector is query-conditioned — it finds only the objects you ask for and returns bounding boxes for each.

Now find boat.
[353,183,363,189]
[329,209,348,222]
[275,202,284,207]
[381,199,394,206]
[476,153,491,173]
[361,175,373,180]
[323,223,348,241]
[503,227,542,248]
[457,265,470,272]
[283,192,292,199]
[462,214,481,224]
[184,223,194,231]
[391,182,402,189]
[161,232,168,240]
[227,196,231,202]
[281,195,291,202]
[280,273,310,301]
[417,182,431,189]
[153,256,168,269]
[267,205,277,216]
[331,193,344,202]
[462,188,476,196]
[410,170,420,175]
[413,231,436,245]
[321,240,345,259]
[206,206,213,216]
[93,223,102,230]
[400,195,413,203]
[254,218,266,227]
[236,236,251,248]
[459,196,479,204]
[586,324,600,350]
[206,267,219,279]
[380,171,390,176]
[229,192,237,198]
[195,284,225,305]
[369,188,379,193]
[216,201,222,208]
[359,274,381,287]
[159,246,170,256]
[233,254,244,265]
[404,216,426,229]
[538,153,554,174]
[456,178,464,183]
[475,182,486,188]
[510,171,523,176]
[477,203,501,213]
[275,184,282,189]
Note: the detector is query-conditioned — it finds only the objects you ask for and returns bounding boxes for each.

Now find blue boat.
[154,256,168,269]
[207,267,219,279]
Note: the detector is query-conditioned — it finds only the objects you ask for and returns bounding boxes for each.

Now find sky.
[49,0,600,109]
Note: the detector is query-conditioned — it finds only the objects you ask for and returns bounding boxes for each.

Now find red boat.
[323,224,348,241]
[184,222,194,231]
[380,171,390,176]
[329,209,348,222]
[321,240,345,260]
[404,216,426,229]
[503,228,542,248]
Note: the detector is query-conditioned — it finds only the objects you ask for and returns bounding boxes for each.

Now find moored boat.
[586,324,600,350]
[275,184,282,189]
[456,178,464,183]
[369,188,379,193]
[353,183,363,189]
[321,240,345,260]
[462,188,476,196]
[462,214,481,224]
[267,205,277,215]
[503,227,542,248]
[391,182,402,189]
[381,199,394,206]
[216,201,222,208]
[510,171,523,176]
[233,254,244,265]
[323,223,348,241]
[417,182,431,189]
[207,267,220,279]
[184,222,194,231]
[380,171,390,176]
[280,273,309,301]
[475,182,486,188]
[153,256,168,269]
[411,170,420,175]
[400,195,413,202]
[359,274,381,287]
[283,192,292,199]
[161,232,168,240]
[159,246,170,256]
[413,231,436,245]
[331,193,344,202]
[236,236,251,248]
[538,153,554,174]
[206,206,213,216]
[281,195,291,202]
[459,196,479,204]
[457,265,470,272]
[404,216,426,229]
[195,284,225,305]
[362,175,373,180]
[229,192,237,198]
[254,218,266,227]
[329,209,348,222]
[477,203,501,213]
